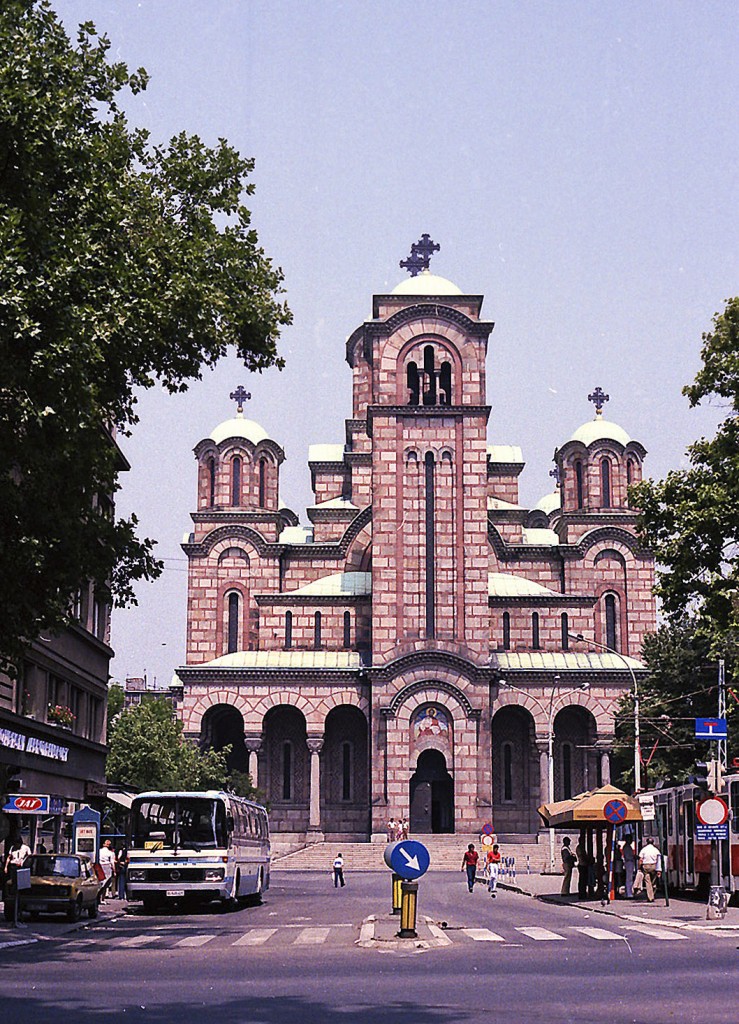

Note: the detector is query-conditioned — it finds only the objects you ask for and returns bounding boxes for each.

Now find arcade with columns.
[176,238,655,842]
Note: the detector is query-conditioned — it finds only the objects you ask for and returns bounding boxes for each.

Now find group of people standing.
[386,817,410,842]
[560,833,663,902]
[98,839,129,901]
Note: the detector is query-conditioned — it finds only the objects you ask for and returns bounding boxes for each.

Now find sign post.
[383,840,430,939]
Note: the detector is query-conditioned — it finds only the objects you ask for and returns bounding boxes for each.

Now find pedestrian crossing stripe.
[233,929,277,945]
[516,927,565,941]
[175,935,216,947]
[293,927,330,945]
[462,928,505,942]
[622,924,687,941]
[117,935,160,948]
[573,927,626,941]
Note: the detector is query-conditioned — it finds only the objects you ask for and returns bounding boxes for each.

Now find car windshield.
[31,855,80,878]
[129,797,227,851]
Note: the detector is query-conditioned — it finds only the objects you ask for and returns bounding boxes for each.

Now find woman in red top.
[461,843,479,892]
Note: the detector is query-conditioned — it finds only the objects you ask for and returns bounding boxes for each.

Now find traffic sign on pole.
[383,840,431,880]
[603,799,627,825]
[695,718,728,740]
[696,797,729,827]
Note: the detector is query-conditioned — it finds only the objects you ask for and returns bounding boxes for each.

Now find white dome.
[210,415,269,446]
[569,417,631,447]
[391,270,463,296]
[535,490,562,514]
[488,572,560,598]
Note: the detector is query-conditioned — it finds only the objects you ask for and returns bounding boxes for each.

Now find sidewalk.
[0,897,126,950]
[499,870,739,931]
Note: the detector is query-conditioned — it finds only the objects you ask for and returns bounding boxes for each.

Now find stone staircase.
[272,834,559,874]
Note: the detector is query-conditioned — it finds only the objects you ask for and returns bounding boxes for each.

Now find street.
[0,870,737,1024]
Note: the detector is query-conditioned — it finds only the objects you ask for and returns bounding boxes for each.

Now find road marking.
[233,929,278,946]
[622,924,688,941]
[293,927,330,945]
[174,934,216,947]
[426,923,452,946]
[462,928,505,942]
[117,935,160,948]
[516,927,565,941]
[573,927,625,941]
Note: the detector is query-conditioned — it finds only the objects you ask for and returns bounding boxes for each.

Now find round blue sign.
[383,840,431,880]
[603,799,627,825]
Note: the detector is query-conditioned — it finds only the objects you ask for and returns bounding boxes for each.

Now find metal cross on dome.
[230,385,251,414]
[400,234,441,277]
[549,466,561,486]
[588,386,610,415]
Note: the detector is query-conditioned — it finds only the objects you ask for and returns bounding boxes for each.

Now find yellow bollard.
[399,880,419,938]
[392,872,403,915]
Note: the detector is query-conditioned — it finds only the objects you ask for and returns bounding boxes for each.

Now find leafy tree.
[225,769,261,803]
[632,297,739,653]
[611,620,727,789]
[0,2,291,670]
[106,695,230,792]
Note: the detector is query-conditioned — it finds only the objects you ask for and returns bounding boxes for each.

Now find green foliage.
[106,695,230,792]
[0,2,291,669]
[225,769,262,803]
[611,620,733,789]
[632,297,739,659]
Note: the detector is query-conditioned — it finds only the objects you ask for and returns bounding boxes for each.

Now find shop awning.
[106,790,134,810]
[538,784,642,829]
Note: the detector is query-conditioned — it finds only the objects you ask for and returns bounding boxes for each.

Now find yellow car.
[4,853,103,922]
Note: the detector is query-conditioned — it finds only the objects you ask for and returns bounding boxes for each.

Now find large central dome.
[391,269,463,296]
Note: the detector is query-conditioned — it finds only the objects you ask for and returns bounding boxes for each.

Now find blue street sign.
[696,824,729,842]
[603,799,628,825]
[383,840,431,880]
[695,717,727,740]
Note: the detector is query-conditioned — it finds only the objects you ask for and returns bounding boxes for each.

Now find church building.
[176,239,656,842]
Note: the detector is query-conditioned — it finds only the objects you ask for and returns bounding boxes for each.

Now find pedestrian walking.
[3,834,31,897]
[560,837,576,896]
[98,839,116,902]
[461,843,479,893]
[387,817,398,842]
[400,817,409,841]
[116,844,129,900]
[637,837,662,902]
[486,843,502,898]
[332,852,345,888]
[622,835,636,898]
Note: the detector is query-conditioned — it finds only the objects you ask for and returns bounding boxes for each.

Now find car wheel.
[142,896,159,914]
[67,896,83,922]
[87,900,98,919]
[3,901,15,922]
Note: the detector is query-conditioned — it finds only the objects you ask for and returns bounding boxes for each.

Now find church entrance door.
[409,749,454,834]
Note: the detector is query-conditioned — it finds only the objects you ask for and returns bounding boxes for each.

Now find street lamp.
[569,632,641,793]
[497,677,589,873]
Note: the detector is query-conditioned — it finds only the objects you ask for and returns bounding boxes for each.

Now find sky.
[52,0,739,688]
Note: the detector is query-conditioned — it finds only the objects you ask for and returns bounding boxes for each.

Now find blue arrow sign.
[383,840,431,880]
[695,717,727,740]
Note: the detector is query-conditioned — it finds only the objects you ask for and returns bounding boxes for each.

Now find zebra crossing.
[100,919,689,952]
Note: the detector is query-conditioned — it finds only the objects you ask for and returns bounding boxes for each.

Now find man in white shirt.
[98,839,116,901]
[637,838,662,902]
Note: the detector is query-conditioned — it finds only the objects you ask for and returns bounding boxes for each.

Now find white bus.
[126,791,270,912]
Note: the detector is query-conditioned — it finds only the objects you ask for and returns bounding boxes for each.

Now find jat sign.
[3,794,50,814]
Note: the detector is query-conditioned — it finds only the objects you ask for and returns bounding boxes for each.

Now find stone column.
[536,740,550,806]
[244,733,263,790]
[306,735,324,836]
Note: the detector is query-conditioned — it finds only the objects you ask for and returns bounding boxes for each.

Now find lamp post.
[498,677,589,873]
[569,632,641,793]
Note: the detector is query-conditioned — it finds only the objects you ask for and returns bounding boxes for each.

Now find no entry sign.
[603,799,627,825]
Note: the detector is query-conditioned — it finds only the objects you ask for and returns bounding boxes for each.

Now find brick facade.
[176,268,656,839]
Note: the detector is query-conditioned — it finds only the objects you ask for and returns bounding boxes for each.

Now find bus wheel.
[247,870,263,906]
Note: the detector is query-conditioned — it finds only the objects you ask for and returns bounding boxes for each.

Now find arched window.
[605,593,618,651]
[422,345,437,406]
[561,613,569,650]
[626,458,633,485]
[407,361,420,405]
[343,611,351,649]
[601,457,611,507]
[575,461,584,508]
[562,742,573,800]
[258,458,267,508]
[439,361,452,405]
[502,742,513,802]
[227,592,240,654]
[502,612,511,650]
[532,612,540,650]
[314,611,322,650]
[284,610,293,650]
[282,741,293,800]
[342,741,352,801]
[208,457,216,507]
[231,456,242,506]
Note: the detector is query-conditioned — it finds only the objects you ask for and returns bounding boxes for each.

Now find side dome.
[535,490,562,515]
[210,415,270,446]
[569,418,631,447]
[391,270,463,296]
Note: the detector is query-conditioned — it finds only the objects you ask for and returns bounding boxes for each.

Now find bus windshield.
[130,797,228,851]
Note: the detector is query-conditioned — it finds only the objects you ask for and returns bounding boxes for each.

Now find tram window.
[731,781,739,834]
